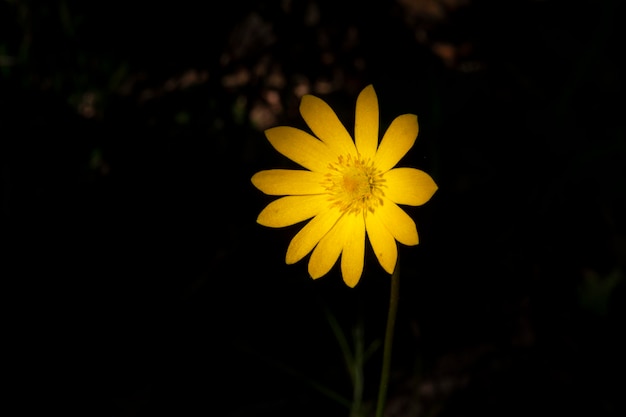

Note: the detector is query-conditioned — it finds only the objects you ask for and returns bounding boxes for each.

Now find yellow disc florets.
[323,154,386,215]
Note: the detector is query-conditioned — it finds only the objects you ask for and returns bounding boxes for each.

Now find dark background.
[2,0,625,416]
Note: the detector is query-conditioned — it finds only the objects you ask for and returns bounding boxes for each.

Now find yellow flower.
[251,85,437,287]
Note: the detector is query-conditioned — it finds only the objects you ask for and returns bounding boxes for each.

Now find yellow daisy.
[251,85,438,287]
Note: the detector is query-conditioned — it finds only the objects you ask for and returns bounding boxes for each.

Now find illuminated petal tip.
[256,195,327,228]
[307,215,348,279]
[365,214,398,274]
[355,84,379,161]
[264,126,336,172]
[340,214,365,286]
[285,208,342,265]
[342,271,360,288]
[300,92,356,156]
[375,114,419,173]
[252,169,327,196]
[384,168,438,206]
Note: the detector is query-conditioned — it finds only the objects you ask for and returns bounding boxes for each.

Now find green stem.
[375,252,400,417]
[349,320,364,417]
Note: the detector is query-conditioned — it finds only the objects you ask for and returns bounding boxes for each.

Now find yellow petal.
[300,94,357,157]
[257,195,328,228]
[376,198,419,246]
[354,85,379,161]
[308,214,350,279]
[341,214,365,287]
[374,114,418,173]
[365,213,397,274]
[265,126,335,173]
[286,206,342,264]
[251,169,327,196]
[383,168,438,206]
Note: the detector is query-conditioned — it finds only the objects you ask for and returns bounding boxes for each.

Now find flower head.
[251,85,437,287]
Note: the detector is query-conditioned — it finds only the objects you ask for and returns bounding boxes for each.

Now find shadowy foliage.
[2,0,625,416]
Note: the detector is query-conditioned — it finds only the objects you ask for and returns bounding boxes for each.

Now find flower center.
[323,154,385,214]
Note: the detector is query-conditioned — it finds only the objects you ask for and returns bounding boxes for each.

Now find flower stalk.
[375,251,400,417]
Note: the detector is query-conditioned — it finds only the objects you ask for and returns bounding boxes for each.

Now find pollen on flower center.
[323,154,385,214]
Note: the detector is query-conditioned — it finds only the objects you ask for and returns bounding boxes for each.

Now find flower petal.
[257,195,328,228]
[383,168,438,206]
[377,198,419,246]
[251,169,327,196]
[365,213,397,274]
[374,114,418,173]
[308,214,350,279]
[286,206,342,264]
[265,126,336,173]
[300,94,357,157]
[355,85,379,161]
[341,214,365,287]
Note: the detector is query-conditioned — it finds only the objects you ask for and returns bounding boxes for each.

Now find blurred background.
[2,0,625,416]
